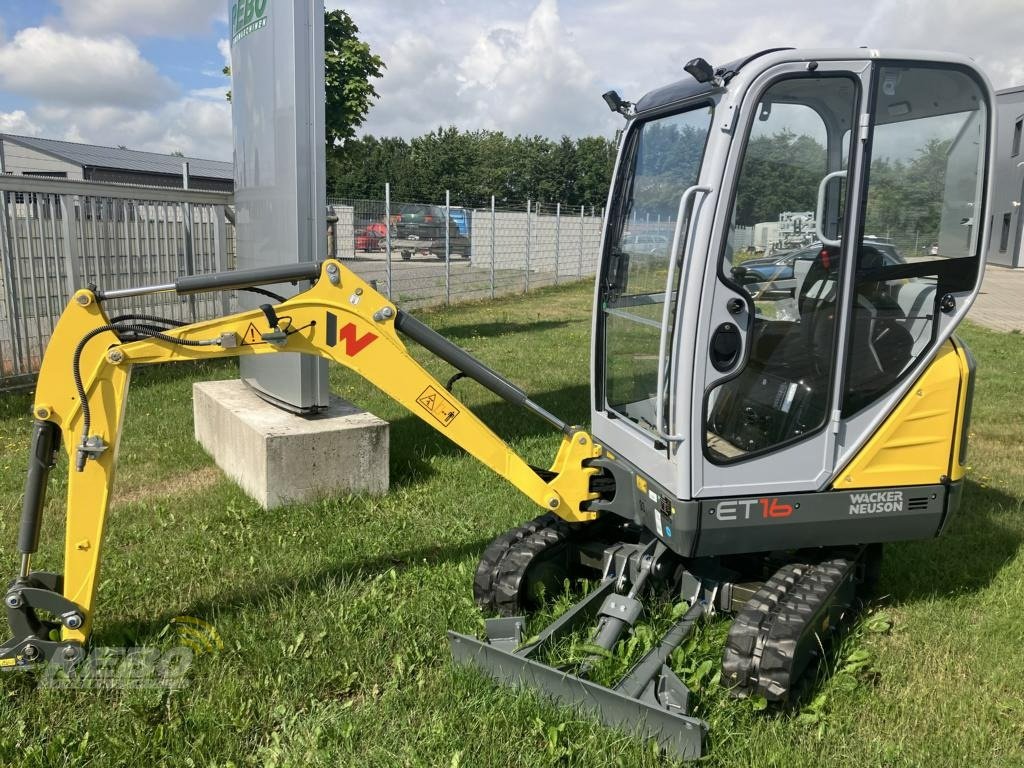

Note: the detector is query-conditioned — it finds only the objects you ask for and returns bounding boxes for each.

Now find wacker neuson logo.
[848,490,904,515]
[230,0,269,45]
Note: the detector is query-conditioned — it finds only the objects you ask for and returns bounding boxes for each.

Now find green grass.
[0,282,1022,767]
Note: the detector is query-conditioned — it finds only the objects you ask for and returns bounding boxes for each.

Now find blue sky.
[0,0,1020,160]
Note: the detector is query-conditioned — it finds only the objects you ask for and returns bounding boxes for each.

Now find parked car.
[392,204,456,240]
[391,203,471,260]
[731,239,904,296]
[620,232,671,257]
[354,221,387,252]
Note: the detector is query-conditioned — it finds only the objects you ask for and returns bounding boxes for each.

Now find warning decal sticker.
[416,385,460,427]
[241,322,262,345]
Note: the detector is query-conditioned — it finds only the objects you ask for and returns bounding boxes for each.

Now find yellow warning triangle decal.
[241,322,261,345]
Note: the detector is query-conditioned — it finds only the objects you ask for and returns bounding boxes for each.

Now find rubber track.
[492,523,572,616]
[473,514,555,612]
[721,556,856,701]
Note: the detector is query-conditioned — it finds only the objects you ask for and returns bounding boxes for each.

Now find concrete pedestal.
[193,379,388,509]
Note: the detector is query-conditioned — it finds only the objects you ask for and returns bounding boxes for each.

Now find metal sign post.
[229,0,329,413]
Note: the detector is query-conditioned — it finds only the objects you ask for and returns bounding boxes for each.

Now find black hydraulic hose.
[72,323,209,470]
[108,313,187,327]
[240,286,287,303]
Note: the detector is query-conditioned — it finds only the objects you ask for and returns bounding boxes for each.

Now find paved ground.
[971,265,1024,332]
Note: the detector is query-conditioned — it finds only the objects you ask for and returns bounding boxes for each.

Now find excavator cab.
[593,50,989,544]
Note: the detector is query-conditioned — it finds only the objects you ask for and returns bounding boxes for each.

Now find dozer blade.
[449,631,707,760]
[449,574,708,761]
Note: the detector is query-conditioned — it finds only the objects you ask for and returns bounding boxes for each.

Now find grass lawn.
[0,280,1022,767]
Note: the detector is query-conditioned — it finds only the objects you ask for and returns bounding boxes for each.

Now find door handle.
[655,184,712,443]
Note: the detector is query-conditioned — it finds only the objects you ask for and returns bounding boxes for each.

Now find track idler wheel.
[474,514,608,616]
[473,514,554,613]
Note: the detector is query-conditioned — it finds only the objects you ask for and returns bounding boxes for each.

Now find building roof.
[0,134,232,180]
[996,84,1024,98]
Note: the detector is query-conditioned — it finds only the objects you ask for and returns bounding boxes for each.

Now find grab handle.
[815,170,847,247]
[655,184,711,444]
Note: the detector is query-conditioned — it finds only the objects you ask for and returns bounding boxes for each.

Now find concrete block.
[193,379,388,509]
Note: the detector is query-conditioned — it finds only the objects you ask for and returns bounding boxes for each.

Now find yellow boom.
[4,259,598,665]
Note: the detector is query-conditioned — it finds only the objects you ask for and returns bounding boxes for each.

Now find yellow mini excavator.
[1,48,993,760]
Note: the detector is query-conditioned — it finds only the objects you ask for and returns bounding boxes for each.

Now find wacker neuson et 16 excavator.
[1,48,993,759]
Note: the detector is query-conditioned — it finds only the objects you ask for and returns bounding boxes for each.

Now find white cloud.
[0,110,41,136]
[454,0,599,135]
[352,0,618,139]
[0,27,177,109]
[339,0,1024,140]
[218,38,231,68]
[29,96,232,159]
[57,0,227,37]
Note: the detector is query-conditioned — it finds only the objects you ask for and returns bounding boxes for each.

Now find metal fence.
[328,186,605,308]
[0,176,234,385]
[0,177,607,389]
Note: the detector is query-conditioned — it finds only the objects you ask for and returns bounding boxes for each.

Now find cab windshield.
[602,104,714,432]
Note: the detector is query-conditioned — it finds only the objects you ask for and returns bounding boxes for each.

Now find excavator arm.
[2,259,600,669]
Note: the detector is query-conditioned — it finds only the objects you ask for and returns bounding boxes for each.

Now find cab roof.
[634,48,792,114]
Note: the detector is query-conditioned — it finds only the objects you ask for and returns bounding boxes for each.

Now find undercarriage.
[453,513,880,760]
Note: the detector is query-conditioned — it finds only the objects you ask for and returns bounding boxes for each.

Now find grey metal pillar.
[525,199,532,293]
[555,202,561,286]
[490,195,496,300]
[0,192,25,373]
[231,0,329,414]
[182,162,196,320]
[385,182,392,300]
[213,205,230,315]
[58,195,82,299]
[444,189,451,305]
[578,205,584,279]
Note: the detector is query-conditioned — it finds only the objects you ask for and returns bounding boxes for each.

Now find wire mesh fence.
[327,188,605,309]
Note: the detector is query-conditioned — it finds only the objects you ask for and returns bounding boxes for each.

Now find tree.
[222,10,385,145]
[324,9,385,146]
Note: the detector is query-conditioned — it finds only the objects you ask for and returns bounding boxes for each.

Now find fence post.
[444,189,451,305]
[555,202,561,286]
[0,192,25,373]
[525,199,532,293]
[182,162,196,320]
[490,195,496,299]
[213,204,230,315]
[578,204,584,279]
[385,182,392,300]
[58,195,82,299]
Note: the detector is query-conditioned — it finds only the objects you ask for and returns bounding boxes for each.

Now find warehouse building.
[989,85,1024,267]
[0,134,232,192]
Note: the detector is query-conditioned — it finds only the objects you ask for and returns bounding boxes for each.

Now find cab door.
[692,61,871,497]
[592,99,718,495]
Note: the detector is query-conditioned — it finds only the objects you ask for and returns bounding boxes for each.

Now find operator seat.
[797,244,914,413]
